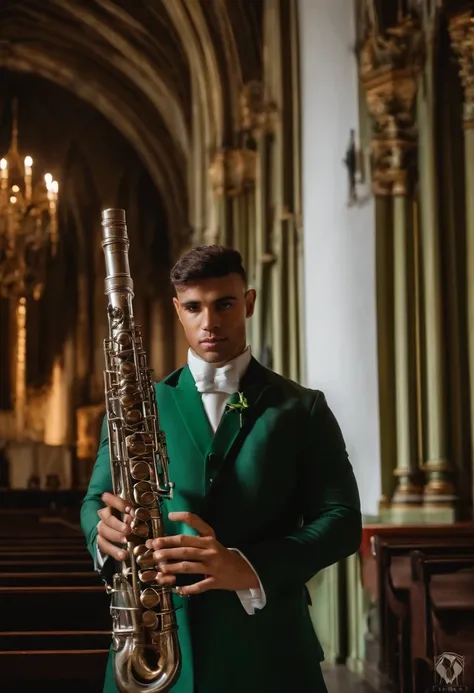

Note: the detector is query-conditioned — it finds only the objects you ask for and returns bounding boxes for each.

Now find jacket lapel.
[168,365,213,461]
[204,358,273,489]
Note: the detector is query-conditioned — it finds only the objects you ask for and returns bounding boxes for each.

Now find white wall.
[299,0,381,517]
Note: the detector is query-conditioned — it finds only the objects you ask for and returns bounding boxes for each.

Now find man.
[80,245,362,693]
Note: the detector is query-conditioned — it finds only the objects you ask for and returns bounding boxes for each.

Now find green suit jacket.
[80,357,362,693]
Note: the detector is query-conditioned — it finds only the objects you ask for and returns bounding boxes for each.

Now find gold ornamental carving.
[208,147,256,196]
[358,14,424,196]
[209,149,245,197]
[449,12,474,128]
[240,81,279,136]
[240,81,267,136]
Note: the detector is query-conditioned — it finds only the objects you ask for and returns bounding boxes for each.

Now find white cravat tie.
[193,362,240,395]
[188,348,251,431]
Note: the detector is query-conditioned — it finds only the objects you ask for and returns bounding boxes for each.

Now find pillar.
[418,9,456,510]
[359,12,424,509]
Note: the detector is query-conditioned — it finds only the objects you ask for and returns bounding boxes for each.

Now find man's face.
[172,273,256,366]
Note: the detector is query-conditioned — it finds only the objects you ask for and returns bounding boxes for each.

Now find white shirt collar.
[187,346,252,392]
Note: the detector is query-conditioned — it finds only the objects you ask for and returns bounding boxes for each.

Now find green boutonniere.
[226,391,249,428]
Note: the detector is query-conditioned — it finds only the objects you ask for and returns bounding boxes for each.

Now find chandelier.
[0,98,60,438]
[0,98,59,301]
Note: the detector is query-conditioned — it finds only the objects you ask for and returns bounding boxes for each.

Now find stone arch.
[0,0,255,255]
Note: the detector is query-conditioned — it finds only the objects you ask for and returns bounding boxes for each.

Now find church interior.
[1,0,474,691]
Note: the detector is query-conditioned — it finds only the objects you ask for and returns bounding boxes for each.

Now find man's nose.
[201,309,219,332]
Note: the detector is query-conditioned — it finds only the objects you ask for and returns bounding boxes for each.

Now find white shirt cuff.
[229,548,267,615]
[94,523,109,571]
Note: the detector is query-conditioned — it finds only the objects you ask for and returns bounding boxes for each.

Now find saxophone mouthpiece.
[102,208,127,224]
[100,208,133,297]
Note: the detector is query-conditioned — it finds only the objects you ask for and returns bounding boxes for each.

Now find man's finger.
[102,492,131,514]
[98,509,132,536]
[156,572,176,587]
[153,547,206,563]
[176,576,217,596]
[168,512,216,538]
[98,521,129,545]
[97,535,128,561]
[161,561,209,575]
[149,534,211,551]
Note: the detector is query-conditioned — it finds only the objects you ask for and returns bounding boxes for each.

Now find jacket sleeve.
[236,391,362,602]
[80,415,113,560]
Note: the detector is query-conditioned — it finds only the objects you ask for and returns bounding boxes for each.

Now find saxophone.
[100,208,181,693]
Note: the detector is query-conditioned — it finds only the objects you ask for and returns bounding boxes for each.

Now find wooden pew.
[0,649,109,692]
[0,559,93,572]
[0,585,110,631]
[0,571,101,587]
[361,523,474,692]
[410,551,474,692]
[0,530,112,690]
[373,535,474,691]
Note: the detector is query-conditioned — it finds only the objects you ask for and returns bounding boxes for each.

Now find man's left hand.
[145,511,259,596]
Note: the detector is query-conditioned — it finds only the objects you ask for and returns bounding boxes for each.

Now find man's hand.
[145,511,260,596]
[97,492,133,561]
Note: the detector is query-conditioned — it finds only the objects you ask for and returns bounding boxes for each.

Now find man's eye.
[185,305,199,312]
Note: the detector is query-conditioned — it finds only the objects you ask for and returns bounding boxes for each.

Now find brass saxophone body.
[100,208,181,693]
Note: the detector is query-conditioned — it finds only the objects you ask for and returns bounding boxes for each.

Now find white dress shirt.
[95,346,266,615]
[187,346,266,615]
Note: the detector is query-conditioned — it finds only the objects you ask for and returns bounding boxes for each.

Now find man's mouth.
[200,338,226,345]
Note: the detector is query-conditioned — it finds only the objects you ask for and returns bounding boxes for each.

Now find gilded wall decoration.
[359,13,425,195]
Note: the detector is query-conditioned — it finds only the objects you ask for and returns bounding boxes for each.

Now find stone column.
[360,13,424,508]
[417,11,456,511]
[450,12,474,514]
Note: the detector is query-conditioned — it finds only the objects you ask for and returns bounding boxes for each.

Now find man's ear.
[245,288,257,319]
[172,297,182,323]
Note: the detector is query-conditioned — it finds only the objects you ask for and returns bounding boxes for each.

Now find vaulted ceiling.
[0,0,263,248]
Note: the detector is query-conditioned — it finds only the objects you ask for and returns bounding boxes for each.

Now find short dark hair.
[170,245,247,288]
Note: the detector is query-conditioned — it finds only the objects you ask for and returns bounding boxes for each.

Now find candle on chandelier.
[46,175,59,254]
[24,156,33,202]
[0,158,7,194]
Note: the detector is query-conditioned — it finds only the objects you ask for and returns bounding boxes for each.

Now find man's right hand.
[97,492,133,561]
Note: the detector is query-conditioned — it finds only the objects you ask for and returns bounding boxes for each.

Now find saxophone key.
[130,520,150,538]
[128,439,147,456]
[142,610,159,630]
[136,549,155,568]
[120,393,139,408]
[125,408,143,425]
[134,507,152,522]
[134,481,155,506]
[131,461,151,480]
[120,361,136,378]
[140,588,161,609]
[115,331,132,347]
